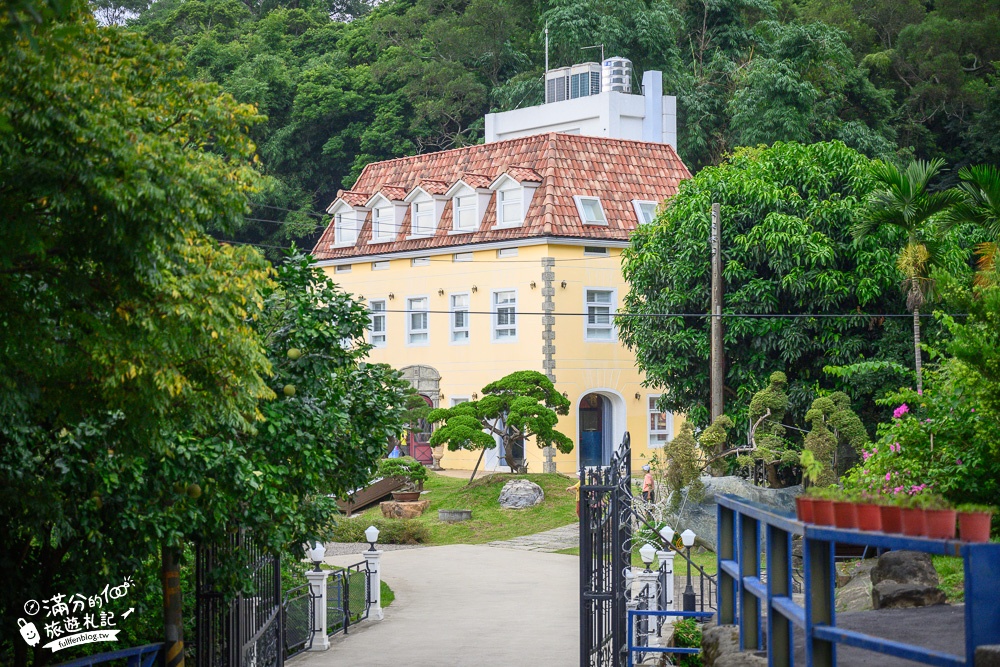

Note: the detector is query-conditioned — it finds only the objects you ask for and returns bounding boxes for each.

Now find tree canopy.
[428,370,571,475]
[618,141,977,433]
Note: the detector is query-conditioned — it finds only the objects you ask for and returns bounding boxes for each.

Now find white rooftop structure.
[485,70,676,148]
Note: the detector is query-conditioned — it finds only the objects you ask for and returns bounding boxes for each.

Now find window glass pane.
[500,189,521,225]
[580,198,606,224]
[648,395,672,445]
[638,202,657,224]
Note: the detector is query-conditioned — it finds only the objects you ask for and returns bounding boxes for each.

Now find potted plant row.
[795,487,995,542]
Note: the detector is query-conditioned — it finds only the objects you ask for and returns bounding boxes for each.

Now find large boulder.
[714,652,768,667]
[870,550,945,610]
[870,550,939,588]
[701,625,741,667]
[667,476,801,551]
[380,500,430,519]
[836,559,877,613]
[498,479,544,509]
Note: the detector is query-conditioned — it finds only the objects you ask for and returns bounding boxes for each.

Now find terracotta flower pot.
[958,512,993,543]
[856,504,882,532]
[924,509,957,539]
[796,496,815,523]
[881,505,903,533]
[901,507,926,537]
[812,499,835,526]
[392,491,421,502]
[832,501,858,529]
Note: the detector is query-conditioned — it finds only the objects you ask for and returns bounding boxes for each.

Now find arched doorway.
[407,394,435,465]
[579,392,613,468]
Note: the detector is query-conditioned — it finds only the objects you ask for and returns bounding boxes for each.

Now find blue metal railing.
[626,610,715,667]
[51,643,163,667]
[716,493,1000,667]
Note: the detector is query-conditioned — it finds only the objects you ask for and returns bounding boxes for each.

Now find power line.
[376,309,965,319]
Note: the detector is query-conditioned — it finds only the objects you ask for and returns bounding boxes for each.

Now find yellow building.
[311,131,690,474]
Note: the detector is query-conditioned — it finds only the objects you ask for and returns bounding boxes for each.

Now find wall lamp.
[471,285,478,293]
[635,392,641,400]
[560,281,567,289]
[472,392,478,400]
[438,288,445,296]
[388,292,395,300]
[530,281,537,289]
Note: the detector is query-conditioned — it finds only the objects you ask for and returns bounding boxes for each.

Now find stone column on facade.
[305,569,330,651]
[541,257,558,473]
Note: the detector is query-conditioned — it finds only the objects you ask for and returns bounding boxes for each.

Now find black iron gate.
[196,529,283,667]
[580,432,632,667]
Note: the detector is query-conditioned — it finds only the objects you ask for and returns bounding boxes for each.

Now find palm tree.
[946,164,1000,284]
[851,159,963,394]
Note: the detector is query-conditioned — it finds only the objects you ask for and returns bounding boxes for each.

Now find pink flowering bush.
[842,371,1000,508]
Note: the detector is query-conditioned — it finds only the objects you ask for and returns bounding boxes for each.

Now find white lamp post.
[305,542,330,650]
[362,526,385,621]
[681,529,696,611]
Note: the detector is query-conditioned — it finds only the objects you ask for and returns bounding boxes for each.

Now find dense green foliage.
[842,277,1000,507]
[620,141,976,433]
[0,7,406,662]
[83,0,1000,251]
[428,370,571,474]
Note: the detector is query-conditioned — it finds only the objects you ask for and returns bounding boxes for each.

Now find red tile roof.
[374,185,407,201]
[416,179,449,195]
[313,133,690,260]
[504,165,543,183]
[334,190,370,207]
[461,173,493,189]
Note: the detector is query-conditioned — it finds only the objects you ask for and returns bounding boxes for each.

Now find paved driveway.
[290,544,578,667]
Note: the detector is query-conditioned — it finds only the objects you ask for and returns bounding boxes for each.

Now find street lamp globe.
[639,543,657,569]
[364,525,380,551]
[681,529,696,548]
[659,525,675,546]
[307,542,325,571]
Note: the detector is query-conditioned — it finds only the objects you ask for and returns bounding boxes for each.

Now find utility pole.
[710,203,724,423]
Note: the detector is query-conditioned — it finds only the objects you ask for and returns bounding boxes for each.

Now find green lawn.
[340,471,577,546]
[553,545,718,576]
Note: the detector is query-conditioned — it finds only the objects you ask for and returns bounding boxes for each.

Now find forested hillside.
[112,0,1000,251]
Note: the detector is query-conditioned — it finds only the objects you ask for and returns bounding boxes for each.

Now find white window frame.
[333,211,359,246]
[371,260,389,271]
[452,187,478,233]
[497,185,523,228]
[371,205,394,242]
[449,292,470,344]
[335,264,351,273]
[492,289,517,342]
[450,397,470,407]
[583,246,608,256]
[369,299,386,347]
[411,257,430,267]
[406,296,429,346]
[453,252,473,262]
[574,195,608,226]
[583,287,617,342]
[411,197,435,237]
[632,199,659,225]
[647,394,674,447]
[496,247,518,258]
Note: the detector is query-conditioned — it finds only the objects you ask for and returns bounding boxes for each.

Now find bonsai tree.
[428,370,572,479]
[747,372,799,486]
[664,422,704,511]
[377,456,428,492]
[803,392,869,485]
[398,384,433,455]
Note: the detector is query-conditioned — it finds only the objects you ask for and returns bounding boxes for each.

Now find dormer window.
[334,211,359,245]
[453,192,478,231]
[372,205,394,242]
[574,196,607,225]
[498,186,523,227]
[488,170,539,230]
[412,200,435,236]
[633,200,658,225]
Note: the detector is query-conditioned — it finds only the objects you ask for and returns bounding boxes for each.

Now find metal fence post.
[363,548,384,621]
[304,569,330,651]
